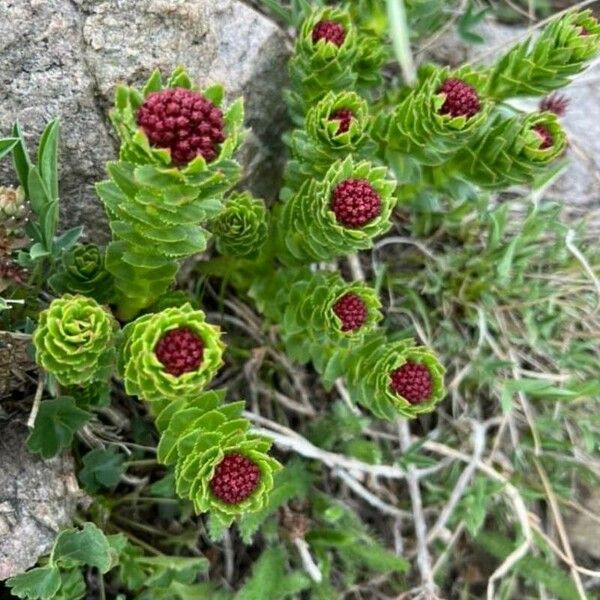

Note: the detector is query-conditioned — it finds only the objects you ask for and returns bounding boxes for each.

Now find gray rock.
[0,0,289,242]
[0,421,82,580]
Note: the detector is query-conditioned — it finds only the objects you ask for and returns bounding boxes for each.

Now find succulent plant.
[97,67,245,319]
[251,268,382,382]
[211,192,269,259]
[274,157,396,264]
[286,7,385,121]
[49,244,114,304]
[343,334,446,419]
[284,90,375,193]
[33,295,118,387]
[486,10,600,100]
[375,66,493,167]
[118,303,224,403]
[449,111,568,189]
[155,392,281,526]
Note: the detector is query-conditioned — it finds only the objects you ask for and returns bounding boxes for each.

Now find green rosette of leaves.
[251,267,382,384]
[155,392,281,526]
[449,111,567,189]
[274,157,396,264]
[487,10,600,100]
[287,8,356,121]
[48,244,114,304]
[284,91,375,193]
[33,294,118,387]
[375,66,493,168]
[343,333,446,420]
[118,303,225,403]
[96,67,245,319]
[211,192,269,259]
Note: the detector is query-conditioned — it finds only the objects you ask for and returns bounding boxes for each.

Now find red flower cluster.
[533,124,554,149]
[330,108,353,134]
[312,20,346,46]
[137,88,225,165]
[332,292,367,332]
[390,362,432,405]
[539,93,569,116]
[331,179,381,228]
[438,79,481,118]
[210,453,261,504]
[155,327,204,376]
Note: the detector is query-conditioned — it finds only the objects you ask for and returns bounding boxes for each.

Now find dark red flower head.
[330,108,353,134]
[533,124,553,149]
[331,179,381,228]
[312,20,346,46]
[539,93,569,117]
[210,453,261,504]
[438,79,481,118]
[137,88,225,165]
[390,361,432,405]
[155,327,204,376]
[332,292,367,332]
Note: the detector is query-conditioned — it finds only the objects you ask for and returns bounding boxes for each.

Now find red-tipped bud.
[210,453,261,504]
[438,79,481,118]
[155,327,204,376]
[137,88,225,165]
[312,20,346,46]
[533,124,554,149]
[332,292,368,332]
[539,93,569,117]
[330,108,353,134]
[331,179,381,228]
[390,362,432,405]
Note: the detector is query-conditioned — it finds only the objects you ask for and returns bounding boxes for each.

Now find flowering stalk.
[447,111,567,189]
[286,7,385,122]
[374,66,492,169]
[342,333,446,420]
[118,303,225,403]
[273,157,396,264]
[250,267,382,385]
[283,91,375,195]
[49,244,114,304]
[33,294,119,387]
[486,10,600,100]
[210,192,269,259]
[154,391,281,526]
[96,67,244,319]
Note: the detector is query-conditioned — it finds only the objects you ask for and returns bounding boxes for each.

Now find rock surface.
[0,0,290,242]
[425,20,600,209]
[0,421,81,580]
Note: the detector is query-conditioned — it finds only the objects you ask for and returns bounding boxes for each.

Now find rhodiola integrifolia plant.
[5,8,598,528]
